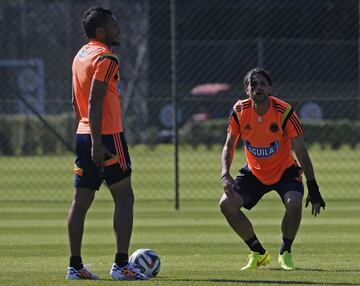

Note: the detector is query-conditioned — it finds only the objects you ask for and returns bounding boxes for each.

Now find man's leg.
[219,192,254,241]
[278,190,303,270]
[67,188,95,259]
[66,187,98,279]
[219,192,269,270]
[281,191,303,252]
[108,176,148,280]
[108,176,134,266]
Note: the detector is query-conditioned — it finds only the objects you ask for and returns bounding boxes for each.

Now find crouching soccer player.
[220,68,325,271]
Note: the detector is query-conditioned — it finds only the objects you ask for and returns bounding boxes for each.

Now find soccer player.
[66,6,148,280]
[220,68,325,271]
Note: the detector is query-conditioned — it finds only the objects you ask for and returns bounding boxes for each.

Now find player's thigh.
[276,165,304,208]
[233,165,267,210]
[74,134,102,190]
[71,187,96,209]
[102,132,132,187]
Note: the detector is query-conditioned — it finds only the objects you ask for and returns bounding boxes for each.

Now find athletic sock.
[245,235,266,255]
[115,252,129,268]
[69,256,83,270]
[280,237,294,254]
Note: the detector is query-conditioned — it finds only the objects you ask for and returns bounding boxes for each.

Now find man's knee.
[109,177,134,204]
[72,188,95,210]
[284,192,302,212]
[219,193,243,215]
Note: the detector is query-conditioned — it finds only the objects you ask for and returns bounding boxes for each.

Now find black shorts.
[233,164,304,210]
[74,132,132,190]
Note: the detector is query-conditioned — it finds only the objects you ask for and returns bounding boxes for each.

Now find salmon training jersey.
[228,96,304,185]
[72,40,122,134]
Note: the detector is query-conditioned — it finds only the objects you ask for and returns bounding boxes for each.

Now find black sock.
[69,256,83,270]
[280,237,294,254]
[115,253,128,267]
[245,235,266,255]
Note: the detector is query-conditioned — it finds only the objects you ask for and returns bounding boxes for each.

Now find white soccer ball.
[129,248,161,278]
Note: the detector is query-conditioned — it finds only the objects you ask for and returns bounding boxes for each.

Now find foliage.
[0,114,359,155]
[179,119,360,149]
[0,113,76,155]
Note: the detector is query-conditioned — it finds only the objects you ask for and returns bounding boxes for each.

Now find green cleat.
[278,251,295,270]
[240,251,270,270]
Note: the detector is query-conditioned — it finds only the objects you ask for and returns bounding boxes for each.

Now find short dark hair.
[81,6,113,39]
[243,67,272,89]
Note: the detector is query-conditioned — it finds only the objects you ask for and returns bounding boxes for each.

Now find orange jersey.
[72,40,122,134]
[228,96,304,185]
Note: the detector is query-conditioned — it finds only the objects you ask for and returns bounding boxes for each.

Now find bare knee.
[71,189,95,211]
[219,193,243,215]
[284,196,302,213]
[109,177,134,206]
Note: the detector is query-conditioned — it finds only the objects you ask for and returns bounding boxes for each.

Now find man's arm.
[292,135,326,216]
[71,84,81,124]
[221,132,239,197]
[88,79,110,169]
[292,135,315,180]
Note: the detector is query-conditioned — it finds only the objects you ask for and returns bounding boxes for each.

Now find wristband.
[306,179,326,207]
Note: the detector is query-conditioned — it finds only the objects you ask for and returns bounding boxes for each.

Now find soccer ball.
[129,248,161,278]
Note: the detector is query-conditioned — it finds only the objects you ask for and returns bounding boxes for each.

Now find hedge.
[179,119,360,149]
[0,113,76,156]
[0,114,359,155]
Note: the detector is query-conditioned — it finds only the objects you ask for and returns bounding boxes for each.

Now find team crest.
[269,122,279,133]
[244,124,251,131]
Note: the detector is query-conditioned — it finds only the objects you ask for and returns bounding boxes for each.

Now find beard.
[251,93,268,104]
[110,40,120,46]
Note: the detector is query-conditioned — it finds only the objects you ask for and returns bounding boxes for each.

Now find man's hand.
[91,141,113,171]
[305,179,326,217]
[221,173,235,198]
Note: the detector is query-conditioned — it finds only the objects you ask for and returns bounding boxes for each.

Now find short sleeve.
[93,56,119,84]
[284,109,304,138]
[228,111,241,136]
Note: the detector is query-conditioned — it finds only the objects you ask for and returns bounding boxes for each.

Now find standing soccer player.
[66,6,148,280]
[220,68,325,271]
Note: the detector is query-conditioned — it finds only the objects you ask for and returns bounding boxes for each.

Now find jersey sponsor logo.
[244,140,280,158]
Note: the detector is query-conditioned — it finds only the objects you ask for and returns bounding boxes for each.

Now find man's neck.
[91,38,111,49]
[252,98,270,116]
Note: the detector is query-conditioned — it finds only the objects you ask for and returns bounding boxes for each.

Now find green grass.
[0,199,359,286]
[0,144,359,285]
[0,144,360,202]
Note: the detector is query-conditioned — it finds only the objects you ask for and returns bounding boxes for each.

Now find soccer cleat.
[110,263,149,280]
[66,265,99,280]
[241,251,270,270]
[278,251,295,270]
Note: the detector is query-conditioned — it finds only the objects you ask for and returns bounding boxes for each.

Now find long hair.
[243,67,272,90]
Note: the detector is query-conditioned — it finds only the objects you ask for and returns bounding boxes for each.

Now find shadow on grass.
[269,267,360,273]
[158,278,360,285]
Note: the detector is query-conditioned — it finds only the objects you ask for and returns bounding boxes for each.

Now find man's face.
[245,74,271,104]
[104,15,120,46]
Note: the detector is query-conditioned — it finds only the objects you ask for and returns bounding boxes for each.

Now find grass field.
[0,145,359,285]
[0,199,359,286]
[0,144,360,202]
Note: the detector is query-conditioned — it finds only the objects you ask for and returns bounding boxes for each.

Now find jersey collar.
[89,39,111,51]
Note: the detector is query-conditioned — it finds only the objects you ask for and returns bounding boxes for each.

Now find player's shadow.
[158,277,360,286]
[269,267,360,273]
